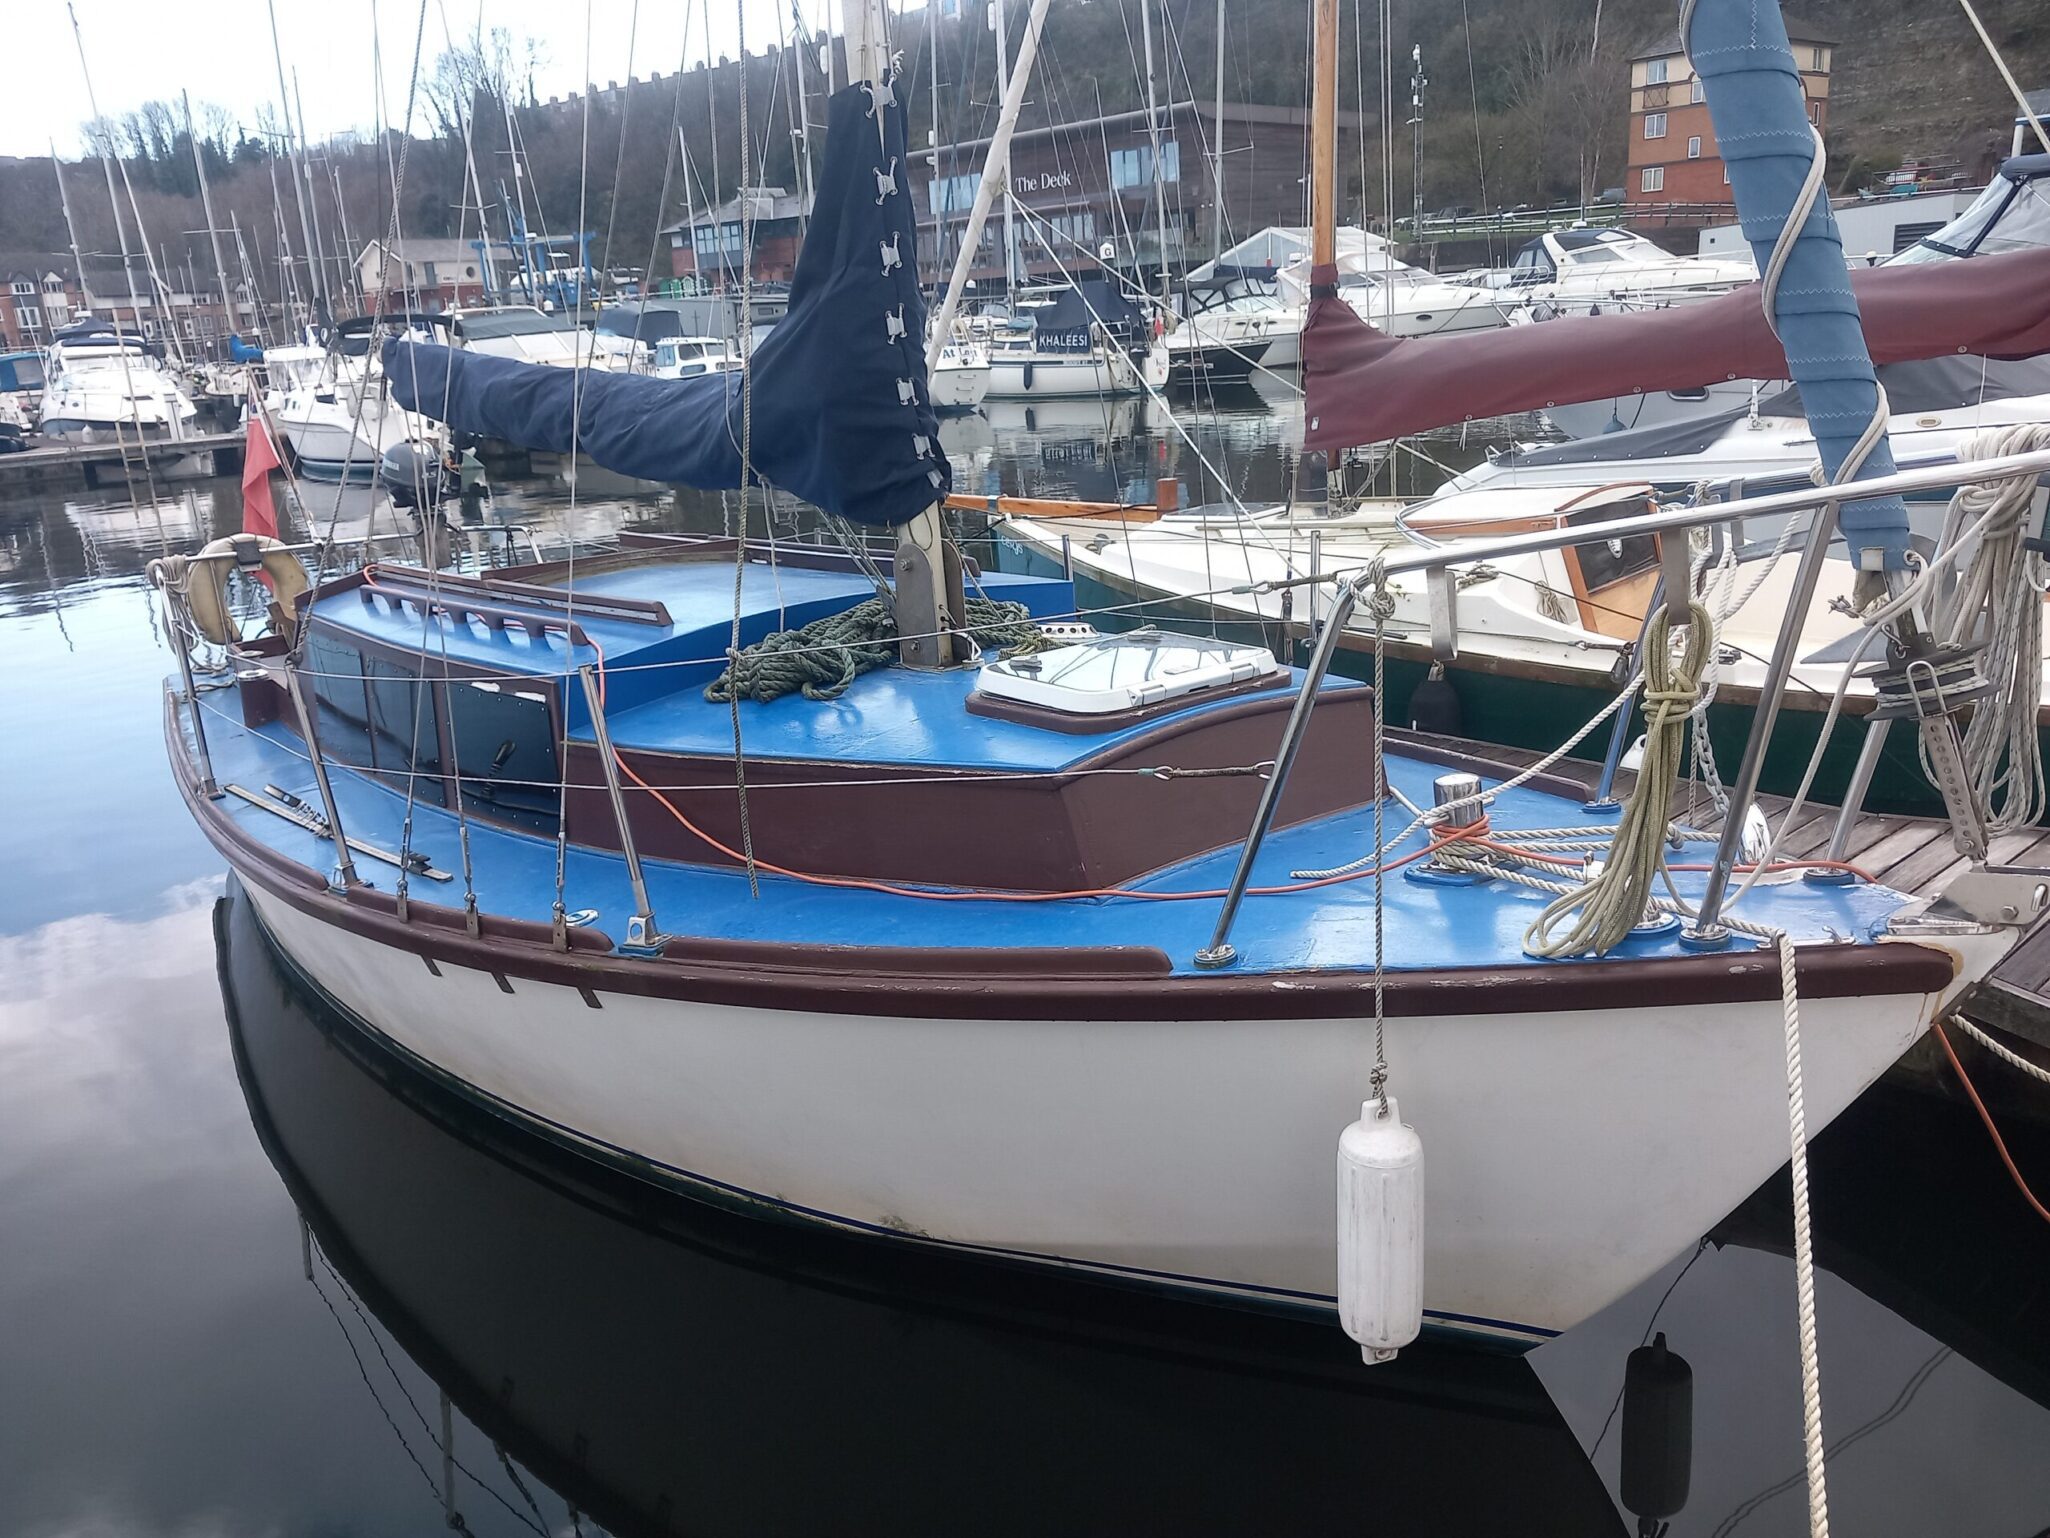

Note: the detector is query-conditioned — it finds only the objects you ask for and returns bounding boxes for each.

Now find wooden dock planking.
[0,431,242,493]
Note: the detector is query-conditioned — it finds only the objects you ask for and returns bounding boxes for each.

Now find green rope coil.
[705,595,1052,704]
[1524,600,1713,958]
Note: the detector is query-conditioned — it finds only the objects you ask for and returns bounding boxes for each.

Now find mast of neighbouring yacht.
[266,2,326,324]
[49,144,88,314]
[1139,0,1172,297]
[1209,0,1226,260]
[293,72,336,316]
[784,0,817,235]
[1310,0,1339,278]
[66,5,149,344]
[924,0,1051,352]
[184,93,240,344]
[993,0,1017,300]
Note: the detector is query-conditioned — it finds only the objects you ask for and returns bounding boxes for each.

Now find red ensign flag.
[242,416,282,540]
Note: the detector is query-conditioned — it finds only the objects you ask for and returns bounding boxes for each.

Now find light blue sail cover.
[1688,0,1908,568]
[381,80,949,527]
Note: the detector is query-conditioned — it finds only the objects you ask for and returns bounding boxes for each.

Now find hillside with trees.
[0,0,2041,312]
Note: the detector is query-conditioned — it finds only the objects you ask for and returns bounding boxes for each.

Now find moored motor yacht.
[264,319,446,486]
[39,318,206,471]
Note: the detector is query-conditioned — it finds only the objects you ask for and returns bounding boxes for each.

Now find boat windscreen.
[455,310,584,340]
[1890,156,2050,265]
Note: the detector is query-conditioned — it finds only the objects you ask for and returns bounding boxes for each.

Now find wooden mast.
[1309,0,1340,275]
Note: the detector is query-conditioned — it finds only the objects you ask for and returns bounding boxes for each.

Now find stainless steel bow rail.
[1196,445,2050,966]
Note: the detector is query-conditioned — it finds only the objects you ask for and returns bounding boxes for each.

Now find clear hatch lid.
[975,628,1279,716]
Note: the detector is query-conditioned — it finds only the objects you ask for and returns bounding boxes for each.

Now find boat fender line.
[174,534,309,646]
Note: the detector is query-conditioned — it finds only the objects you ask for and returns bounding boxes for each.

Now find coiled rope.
[1524,600,1712,957]
[1932,423,2050,834]
[704,597,1052,703]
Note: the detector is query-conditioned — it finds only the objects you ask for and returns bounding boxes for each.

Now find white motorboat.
[1472,225,1758,316]
[39,319,206,473]
[649,336,740,381]
[1543,156,2050,439]
[264,323,446,486]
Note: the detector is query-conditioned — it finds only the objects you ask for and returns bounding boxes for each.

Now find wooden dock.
[0,431,243,493]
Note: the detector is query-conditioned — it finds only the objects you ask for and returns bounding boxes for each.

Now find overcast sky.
[6,0,867,159]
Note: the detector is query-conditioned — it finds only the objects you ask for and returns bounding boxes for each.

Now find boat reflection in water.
[218,880,1622,1535]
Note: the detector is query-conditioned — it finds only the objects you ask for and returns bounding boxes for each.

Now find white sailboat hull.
[929,361,991,411]
[986,345,1166,400]
[243,881,1971,1346]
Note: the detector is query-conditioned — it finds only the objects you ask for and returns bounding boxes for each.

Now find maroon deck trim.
[170,693,1959,1022]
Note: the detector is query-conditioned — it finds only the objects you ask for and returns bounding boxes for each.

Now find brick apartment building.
[1625,21,1833,213]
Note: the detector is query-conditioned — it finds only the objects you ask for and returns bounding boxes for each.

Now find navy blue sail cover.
[382,79,949,527]
[1027,278,1148,353]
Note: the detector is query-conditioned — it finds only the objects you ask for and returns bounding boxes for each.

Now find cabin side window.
[305,630,376,771]
[366,655,447,806]
[444,676,561,834]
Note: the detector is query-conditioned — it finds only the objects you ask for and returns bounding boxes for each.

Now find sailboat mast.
[1210,0,1226,259]
[1139,0,1171,296]
[993,0,1016,298]
[65,4,147,338]
[265,154,305,329]
[927,0,944,283]
[229,211,271,347]
[49,143,88,310]
[1310,0,1339,273]
[266,0,325,321]
[294,71,336,315]
[185,93,239,343]
[703,0,725,292]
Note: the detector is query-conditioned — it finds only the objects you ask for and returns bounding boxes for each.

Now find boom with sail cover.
[1299,244,2050,454]
[383,81,950,528]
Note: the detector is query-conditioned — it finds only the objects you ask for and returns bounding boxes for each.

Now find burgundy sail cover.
[1300,245,2050,452]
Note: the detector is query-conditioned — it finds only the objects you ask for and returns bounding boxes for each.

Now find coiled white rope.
[1929,423,2050,834]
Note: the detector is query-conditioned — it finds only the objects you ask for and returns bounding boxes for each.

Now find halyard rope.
[705,595,1050,703]
[1525,600,1711,958]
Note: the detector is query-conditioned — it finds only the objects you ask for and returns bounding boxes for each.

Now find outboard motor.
[379,441,448,511]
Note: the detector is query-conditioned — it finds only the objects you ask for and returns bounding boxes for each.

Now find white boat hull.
[273,393,442,484]
[242,880,1969,1346]
[929,361,991,411]
[986,346,1166,400]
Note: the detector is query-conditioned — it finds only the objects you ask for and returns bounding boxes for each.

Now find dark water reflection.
[5,403,2050,1534]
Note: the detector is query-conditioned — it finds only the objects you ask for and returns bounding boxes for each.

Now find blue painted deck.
[232,553,1921,974]
[176,695,1913,978]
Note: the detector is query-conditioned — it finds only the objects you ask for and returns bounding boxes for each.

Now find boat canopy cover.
[1499,353,2050,474]
[1026,279,1146,352]
[1889,151,2050,265]
[1300,243,2050,451]
[382,80,948,527]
